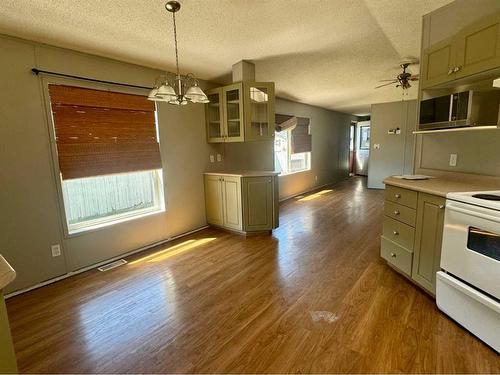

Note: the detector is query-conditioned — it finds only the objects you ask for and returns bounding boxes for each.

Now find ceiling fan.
[375,62,419,90]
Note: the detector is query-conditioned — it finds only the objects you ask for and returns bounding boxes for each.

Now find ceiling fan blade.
[375,82,397,89]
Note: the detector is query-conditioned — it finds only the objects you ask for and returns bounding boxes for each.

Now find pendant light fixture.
[148,1,209,105]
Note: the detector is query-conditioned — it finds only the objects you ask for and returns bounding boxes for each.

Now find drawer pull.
[393,230,399,236]
[439,205,445,209]
[394,194,401,198]
[390,252,397,258]
[394,210,400,215]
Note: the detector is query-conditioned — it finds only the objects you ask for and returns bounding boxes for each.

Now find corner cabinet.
[205,82,275,143]
[380,185,445,295]
[204,172,279,234]
[421,10,500,89]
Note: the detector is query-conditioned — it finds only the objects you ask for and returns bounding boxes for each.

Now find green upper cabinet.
[243,82,275,141]
[222,83,245,142]
[205,87,225,143]
[454,11,500,79]
[421,10,500,89]
[421,37,455,89]
[205,81,275,143]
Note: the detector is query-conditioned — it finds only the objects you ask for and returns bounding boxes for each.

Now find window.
[274,128,311,175]
[48,84,164,234]
[359,125,370,150]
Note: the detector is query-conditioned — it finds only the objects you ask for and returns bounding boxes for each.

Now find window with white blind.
[47,84,165,233]
[274,114,311,175]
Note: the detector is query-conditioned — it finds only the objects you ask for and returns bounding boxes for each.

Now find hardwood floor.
[6,177,500,373]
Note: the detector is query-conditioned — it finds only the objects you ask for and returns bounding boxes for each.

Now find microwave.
[418,90,500,130]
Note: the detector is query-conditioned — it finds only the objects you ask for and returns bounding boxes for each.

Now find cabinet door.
[420,37,455,88]
[412,193,446,294]
[204,175,224,226]
[205,88,225,143]
[222,83,244,143]
[242,176,274,231]
[454,11,500,79]
[221,176,242,230]
[243,82,275,141]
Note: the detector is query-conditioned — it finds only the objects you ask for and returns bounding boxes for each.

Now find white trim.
[4,225,209,299]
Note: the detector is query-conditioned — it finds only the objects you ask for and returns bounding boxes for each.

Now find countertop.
[384,175,500,197]
[0,255,15,290]
[204,170,279,177]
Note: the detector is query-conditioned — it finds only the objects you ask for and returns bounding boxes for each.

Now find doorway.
[349,121,371,176]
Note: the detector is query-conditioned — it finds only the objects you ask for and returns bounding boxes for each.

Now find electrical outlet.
[315,175,318,182]
[209,155,215,163]
[374,144,380,150]
[449,153,458,167]
[216,154,222,162]
[51,244,61,257]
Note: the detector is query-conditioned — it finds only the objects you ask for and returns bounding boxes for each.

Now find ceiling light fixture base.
[165,1,181,13]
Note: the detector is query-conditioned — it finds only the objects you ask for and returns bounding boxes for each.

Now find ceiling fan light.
[147,87,160,101]
[157,83,177,98]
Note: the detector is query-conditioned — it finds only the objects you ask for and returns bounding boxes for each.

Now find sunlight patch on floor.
[297,189,333,202]
[128,238,217,265]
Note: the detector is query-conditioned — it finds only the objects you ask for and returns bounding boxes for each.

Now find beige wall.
[224,98,355,200]
[276,99,355,200]
[416,130,500,176]
[0,35,223,293]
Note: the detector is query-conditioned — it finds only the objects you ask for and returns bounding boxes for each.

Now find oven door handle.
[447,203,500,224]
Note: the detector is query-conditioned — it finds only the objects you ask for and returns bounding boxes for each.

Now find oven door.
[441,200,500,299]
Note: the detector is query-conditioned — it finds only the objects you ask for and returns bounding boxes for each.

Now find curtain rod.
[31,68,153,90]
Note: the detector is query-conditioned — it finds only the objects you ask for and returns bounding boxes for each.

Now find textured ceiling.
[0,0,453,115]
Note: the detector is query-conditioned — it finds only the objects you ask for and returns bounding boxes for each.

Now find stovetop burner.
[472,193,500,201]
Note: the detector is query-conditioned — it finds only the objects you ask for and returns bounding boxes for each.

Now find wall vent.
[98,259,127,272]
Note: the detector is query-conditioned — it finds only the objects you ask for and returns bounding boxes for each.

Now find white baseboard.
[5,225,209,299]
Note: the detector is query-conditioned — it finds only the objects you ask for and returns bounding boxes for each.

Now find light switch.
[209,155,215,163]
[449,154,457,167]
[216,154,222,162]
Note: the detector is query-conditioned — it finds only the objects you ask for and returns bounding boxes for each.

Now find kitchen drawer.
[381,236,413,277]
[385,185,418,209]
[382,216,415,251]
[384,201,417,227]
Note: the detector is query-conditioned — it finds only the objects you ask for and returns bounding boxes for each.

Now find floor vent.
[98,259,127,272]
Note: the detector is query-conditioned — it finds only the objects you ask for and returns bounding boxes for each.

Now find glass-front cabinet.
[223,83,244,142]
[244,82,275,141]
[205,81,275,143]
[205,87,224,143]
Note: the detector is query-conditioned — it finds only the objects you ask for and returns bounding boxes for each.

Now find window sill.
[278,169,311,177]
[66,206,165,237]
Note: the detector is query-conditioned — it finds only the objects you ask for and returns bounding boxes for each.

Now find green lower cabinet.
[242,176,278,232]
[411,193,446,294]
[381,186,446,295]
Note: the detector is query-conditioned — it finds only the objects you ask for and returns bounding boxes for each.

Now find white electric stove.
[438,190,500,352]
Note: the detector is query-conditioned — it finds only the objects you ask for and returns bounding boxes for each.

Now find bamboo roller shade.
[275,114,311,154]
[48,84,162,180]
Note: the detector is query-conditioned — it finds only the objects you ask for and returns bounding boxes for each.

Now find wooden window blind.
[275,114,311,154]
[48,84,162,180]
[291,117,311,154]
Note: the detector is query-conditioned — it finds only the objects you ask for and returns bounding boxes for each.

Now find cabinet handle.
[394,210,400,215]
[439,205,445,209]
[394,194,401,198]
[454,66,461,72]
[447,68,455,75]
[393,230,399,236]
[390,252,397,258]
[268,178,272,183]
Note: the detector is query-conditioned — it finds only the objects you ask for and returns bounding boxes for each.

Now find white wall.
[0,35,223,293]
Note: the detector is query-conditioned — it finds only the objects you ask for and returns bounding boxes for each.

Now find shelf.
[226,100,240,104]
[413,125,499,134]
[209,120,220,124]
[227,118,240,122]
